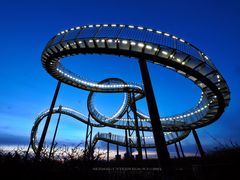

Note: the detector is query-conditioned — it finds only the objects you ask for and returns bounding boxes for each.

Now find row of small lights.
[54,24,212,65]
[118,101,210,123]
[57,24,187,44]
[129,132,172,139]
[163,95,220,121]
[60,38,187,66]
[129,136,153,139]
[56,68,142,89]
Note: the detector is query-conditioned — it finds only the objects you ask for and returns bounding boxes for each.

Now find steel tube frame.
[131,92,142,160]
[139,59,174,177]
[192,129,205,158]
[174,142,180,159]
[49,105,62,159]
[178,141,185,158]
[35,81,61,160]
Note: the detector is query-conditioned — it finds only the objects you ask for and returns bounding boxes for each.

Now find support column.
[115,144,121,161]
[89,125,93,160]
[178,141,185,158]
[125,129,129,159]
[49,105,62,159]
[140,119,148,159]
[24,140,32,160]
[131,92,142,160]
[192,129,205,158]
[117,144,119,156]
[174,142,180,159]
[107,142,110,162]
[35,81,61,160]
[84,114,90,154]
[139,59,174,177]
[176,132,185,158]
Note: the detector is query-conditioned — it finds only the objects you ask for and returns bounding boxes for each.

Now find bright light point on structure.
[101,39,105,42]
[89,39,93,43]
[170,55,174,58]
[70,28,74,31]
[76,27,80,29]
[130,41,136,46]
[138,43,144,47]
[156,31,162,34]
[111,24,116,27]
[96,24,100,27]
[147,28,153,32]
[146,45,152,50]
[138,26,144,30]
[172,36,177,39]
[154,48,158,51]
[128,25,134,28]
[78,41,82,44]
[176,58,181,62]
[61,31,65,34]
[204,56,209,60]
[103,24,108,27]
[96,39,100,42]
[164,33,170,36]
[217,75,220,79]
[180,39,185,43]
[161,51,168,55]
[88,25,93,28]
[182,62,186,65]
[120,24,125,27]
[122,40,128,44]
[107,39,113,43]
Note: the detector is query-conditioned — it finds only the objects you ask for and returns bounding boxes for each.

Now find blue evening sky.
[0,0,239,156]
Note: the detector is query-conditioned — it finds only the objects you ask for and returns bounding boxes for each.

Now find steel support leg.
[178,141,185,158]
[131,92,142,160]
[174,142,180,159]
[89,125,93,160]
[107,142,110,162]
[125,129,129,159]
[84,114,91,159]
[24,140,32,160]
[117,144,119,156]
[35,81,61,160]
[192,129,205,158]
[140,119,148,159]
[49,105,62,159]
[139,59,174,178]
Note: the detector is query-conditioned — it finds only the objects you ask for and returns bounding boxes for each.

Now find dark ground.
[0,145,239,180]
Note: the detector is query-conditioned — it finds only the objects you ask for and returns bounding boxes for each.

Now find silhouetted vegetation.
[0,142,239,179]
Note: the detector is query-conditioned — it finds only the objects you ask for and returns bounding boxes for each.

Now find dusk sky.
[0,0,239,156]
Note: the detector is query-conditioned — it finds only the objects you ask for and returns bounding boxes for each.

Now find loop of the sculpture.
[41,24,230,131]
[87,78,132,124]
[31,24,230,154]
